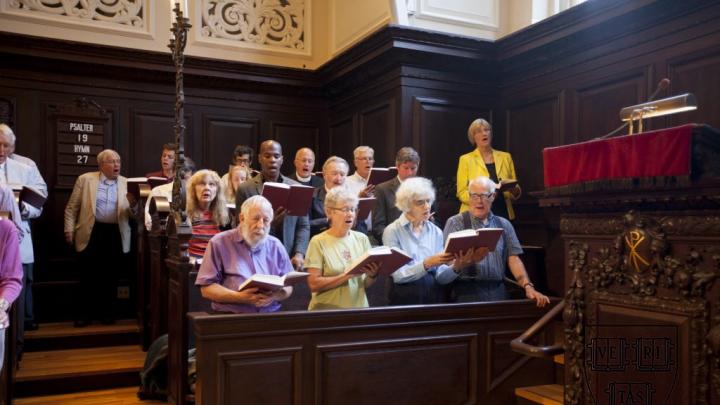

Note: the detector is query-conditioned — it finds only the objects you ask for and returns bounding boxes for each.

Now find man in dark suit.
[236,140,310,270]
[371,147,420,242]
[289,147,323,188]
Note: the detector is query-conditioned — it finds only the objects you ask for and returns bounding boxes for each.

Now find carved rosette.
[201,0,304,50]
[9,0,144,27]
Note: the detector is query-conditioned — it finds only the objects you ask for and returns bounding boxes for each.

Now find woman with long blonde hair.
[186,169,230,260]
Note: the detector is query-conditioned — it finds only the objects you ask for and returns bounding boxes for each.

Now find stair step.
[24,319,140,351]
[515,384,563,405]
[13,386,165,404]
[14,345,145,397]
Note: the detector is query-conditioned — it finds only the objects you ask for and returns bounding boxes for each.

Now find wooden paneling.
[359,100,396,167]
[192,299,559,405]
[411,96,488,181]
[573,72,648,142]
[667,49,720,128]
[505,94,562,194]
[271,121,321,175]
[131,110,185,176]
[202,115,260,174]
[328,116,356,162]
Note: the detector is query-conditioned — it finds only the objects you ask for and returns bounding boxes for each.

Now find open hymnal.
[344,246,412,277]
[126,177,152,200]
[443,228,503,255]
[261,182,314,216]
[237,271,310,292]
[366,167,398,186]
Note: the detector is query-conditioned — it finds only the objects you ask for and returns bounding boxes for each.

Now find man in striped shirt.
[441,176,549,307]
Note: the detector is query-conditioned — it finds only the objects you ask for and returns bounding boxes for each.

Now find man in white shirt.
[144,158,196,231]
[344,146,376,234]
[0,123,47,339]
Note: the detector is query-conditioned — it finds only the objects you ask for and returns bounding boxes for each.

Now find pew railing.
[510,299,565,358]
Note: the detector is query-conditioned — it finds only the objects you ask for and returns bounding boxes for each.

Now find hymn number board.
[56,119,105,187]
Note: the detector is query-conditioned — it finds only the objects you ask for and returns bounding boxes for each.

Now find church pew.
[190,298,560,405]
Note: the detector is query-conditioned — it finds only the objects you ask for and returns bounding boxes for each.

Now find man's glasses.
[355,157,374,162]
[412,199,432,207]
[469,192,494,201]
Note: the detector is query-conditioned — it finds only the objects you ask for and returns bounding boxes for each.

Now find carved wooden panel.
[359,100,396,167]
[573,72,648,142]
[271,121,321,175]
[202,114,260,174]
[0,97,15,127]
[132,110,190,176]
[218,347,302,405]
[411,96,488,181]
[328,116,356,162]
[316,335,476,405]
[505,94,562,193]
[667,50,720,129]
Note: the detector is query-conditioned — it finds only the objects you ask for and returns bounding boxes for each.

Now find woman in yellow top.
[456,118,521,220]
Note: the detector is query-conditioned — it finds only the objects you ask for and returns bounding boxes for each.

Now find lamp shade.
[620,93,697,121]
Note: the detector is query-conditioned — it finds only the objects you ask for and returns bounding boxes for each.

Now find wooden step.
[515,384,563,405]
[554,354,564,365]
[24,319,140,351]
[13,387,165,405]
[14,345,145,397]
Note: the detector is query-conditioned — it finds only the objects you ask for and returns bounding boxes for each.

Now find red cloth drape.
[543,124,695,188]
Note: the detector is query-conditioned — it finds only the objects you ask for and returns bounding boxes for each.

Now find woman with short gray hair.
[383,177,473,305]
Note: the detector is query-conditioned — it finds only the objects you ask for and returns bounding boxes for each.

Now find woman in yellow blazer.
[456,118,521,220]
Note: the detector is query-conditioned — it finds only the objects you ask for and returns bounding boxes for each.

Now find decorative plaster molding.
[6,0,146,30]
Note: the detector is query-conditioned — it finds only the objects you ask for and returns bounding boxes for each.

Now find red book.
[261,182,314,216]
[147,176,170,189]
[237,271,309,293]
[126,177,151,200]
[344,246,412,277]
[356,197,376,221]
[367,167,398,186]
[444,228,504,255]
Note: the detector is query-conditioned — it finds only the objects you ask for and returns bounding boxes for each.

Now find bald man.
[289,147,323,188]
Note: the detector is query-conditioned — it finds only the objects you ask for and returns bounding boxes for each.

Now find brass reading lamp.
[620,93,697,135]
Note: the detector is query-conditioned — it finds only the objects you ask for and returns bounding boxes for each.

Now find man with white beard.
[195,195,295,313]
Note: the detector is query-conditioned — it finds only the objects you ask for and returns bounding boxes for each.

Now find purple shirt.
[195,228,293,313]
[0,220,23,304]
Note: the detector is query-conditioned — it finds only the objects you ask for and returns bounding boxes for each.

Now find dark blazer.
[371,177,402,242]
[235,174,310,257]
[288,172,324,188]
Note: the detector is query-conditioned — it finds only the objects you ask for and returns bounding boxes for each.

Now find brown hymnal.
[237,271,309,293]
[356,197,376,221]
[147,176,170,189]
[497,179,519,192]
[127,177,151,200]
[261,182,314,216]
[16,185,47,209]
[366,167,398,186]
[344,246,412,277]
[444,228,503,255]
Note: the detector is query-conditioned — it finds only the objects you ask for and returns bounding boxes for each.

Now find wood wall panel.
[667,49,720,128]
[271,121,321,175]
[505,95,562,194]
[359,100,396,167]
[328,116,356,163]
[317,335,476,405]
[202,115,260,174]
[131,110,186,176]
[574,72,648,142]
[411,96,489,181]
[218,347,301,405]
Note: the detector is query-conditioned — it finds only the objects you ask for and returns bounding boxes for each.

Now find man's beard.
[241,227,267,248]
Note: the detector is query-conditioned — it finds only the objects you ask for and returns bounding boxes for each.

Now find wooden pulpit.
[538,124,720,404]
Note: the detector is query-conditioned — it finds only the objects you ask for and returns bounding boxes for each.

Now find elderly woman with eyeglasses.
[382,177,476,305]
[457,118,521,220]
[304,186,379,310]
[442,176,549,307]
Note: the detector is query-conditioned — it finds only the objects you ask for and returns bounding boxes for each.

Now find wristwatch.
[523,282,535,290]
